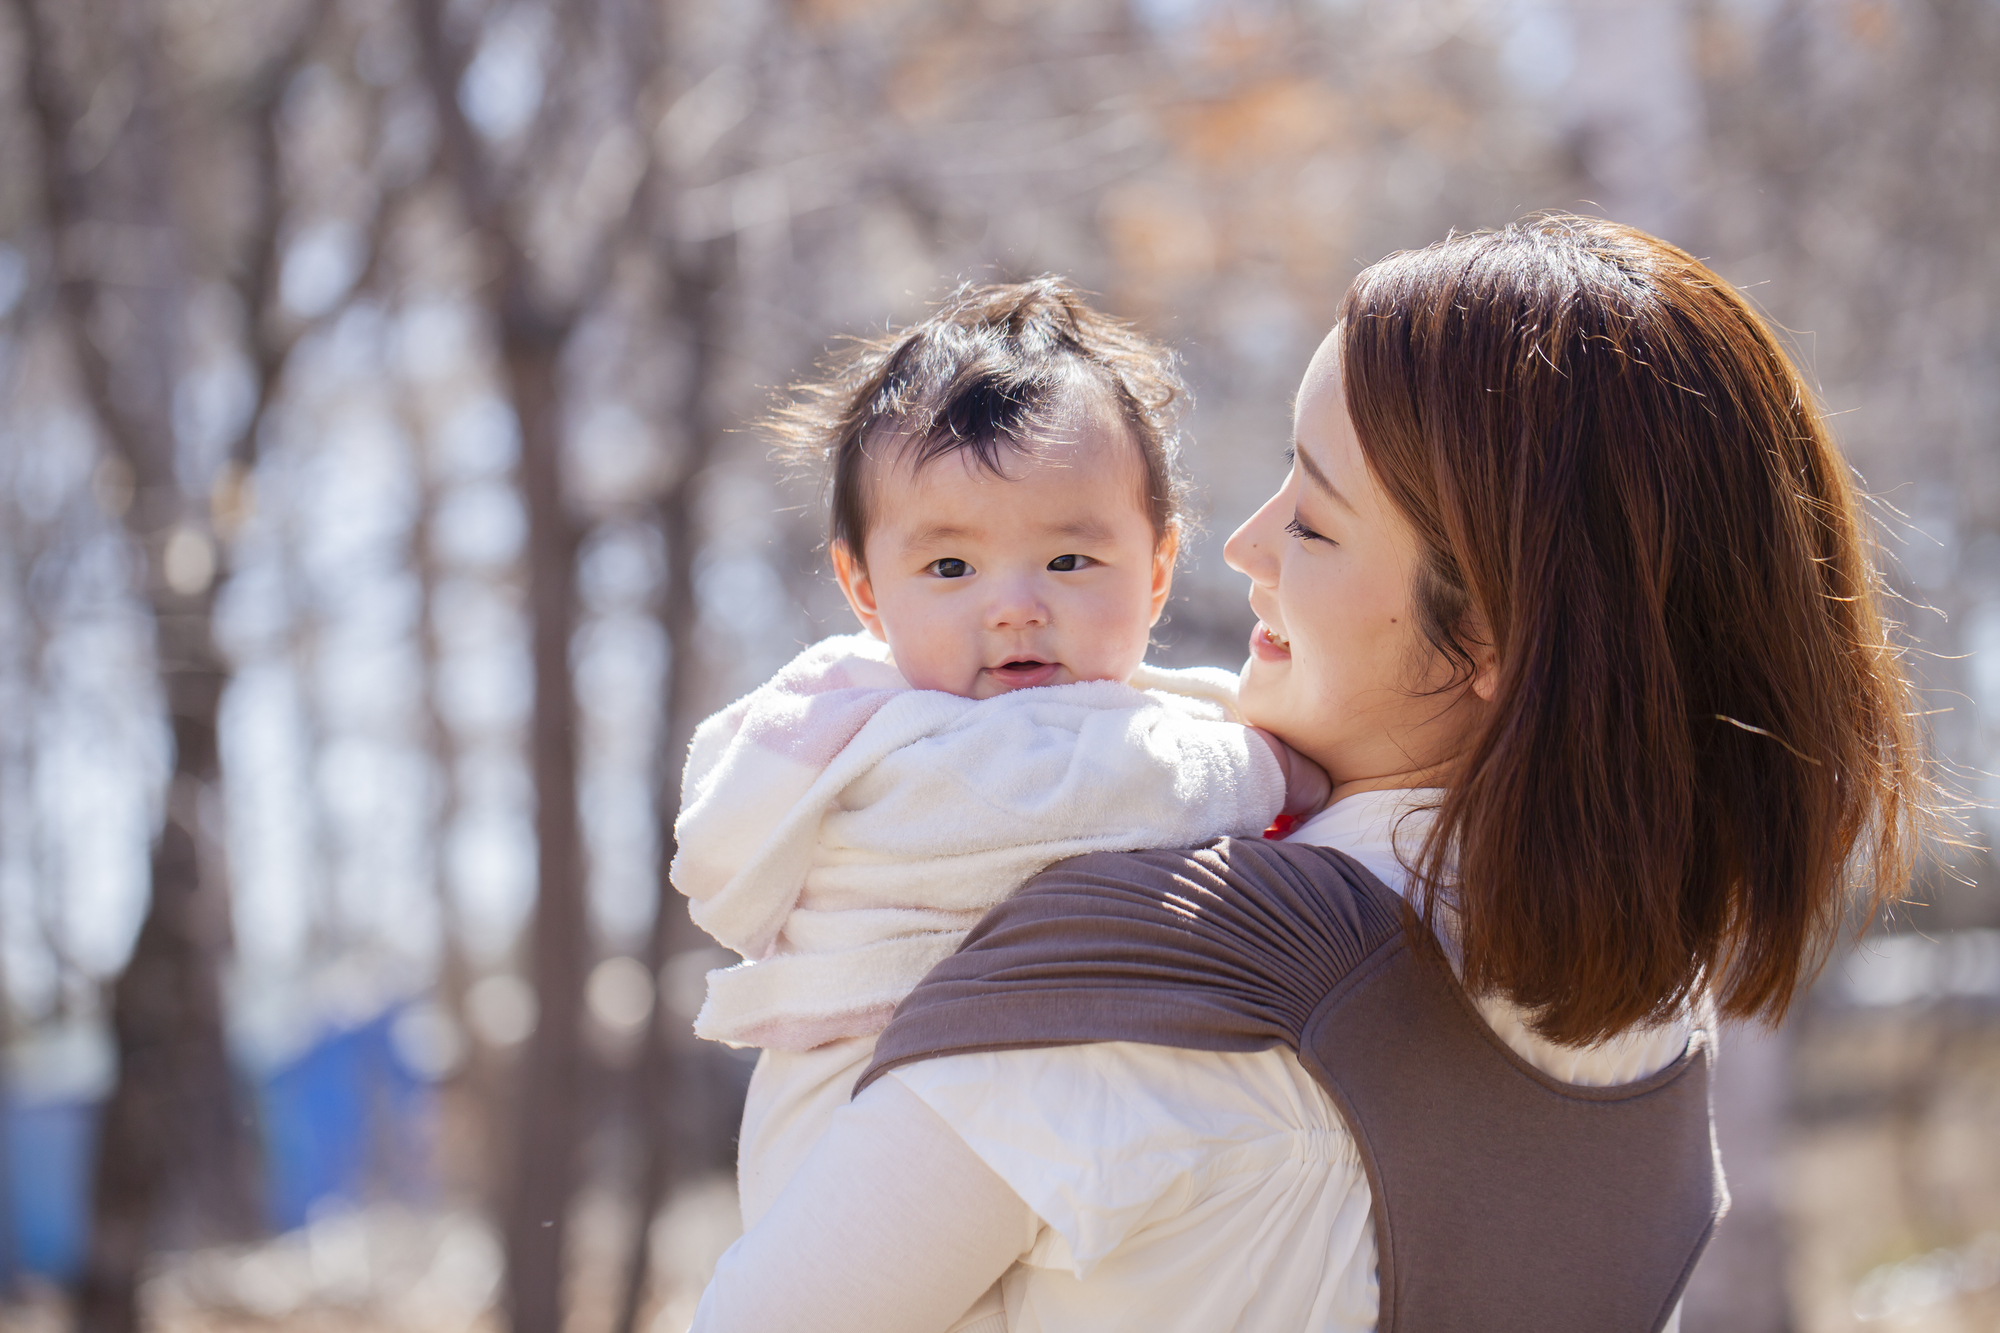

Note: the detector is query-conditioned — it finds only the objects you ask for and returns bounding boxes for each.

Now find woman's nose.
[1224,490,1285,587]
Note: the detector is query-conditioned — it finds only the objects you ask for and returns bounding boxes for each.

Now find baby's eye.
[1047,554,1091,572]
[929,558,971,578]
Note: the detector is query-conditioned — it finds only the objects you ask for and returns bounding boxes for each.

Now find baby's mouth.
[1260,624,1291,650]
[986,659,1063,690]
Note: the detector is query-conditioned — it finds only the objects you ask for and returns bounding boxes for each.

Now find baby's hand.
[1252,728,1333,819]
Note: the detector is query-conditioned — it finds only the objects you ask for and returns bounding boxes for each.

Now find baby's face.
[833,414,1174,700]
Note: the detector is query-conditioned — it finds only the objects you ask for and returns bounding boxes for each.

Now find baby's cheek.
[1091,608,1157,682]
[885,625,979,697]
[893,651,958,695]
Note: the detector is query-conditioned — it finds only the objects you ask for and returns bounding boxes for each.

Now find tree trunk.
[609,237,732,1333]
[9,3,262,1328]
[76,455,255,1333]
[77,764,250,1333]
[408,400,480,1093]
[73,360,257,1333]
[0,780,15,1300]
[498,312,590,1333]
[403,4,597,1326]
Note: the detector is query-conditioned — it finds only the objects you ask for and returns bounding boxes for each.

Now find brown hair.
[1340,215,1931,1045]
[769,277,1190,562]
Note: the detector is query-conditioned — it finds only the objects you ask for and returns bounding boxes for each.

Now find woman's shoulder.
[1041,785,1441,913]
[857,836,1410,1099]
[1024,834,1404,920]
[1003,836,1412,982]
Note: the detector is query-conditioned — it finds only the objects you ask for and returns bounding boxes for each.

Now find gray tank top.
[856,837,1724,1333]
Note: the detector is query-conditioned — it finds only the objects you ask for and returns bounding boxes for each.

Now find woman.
[691,216,1927,1332]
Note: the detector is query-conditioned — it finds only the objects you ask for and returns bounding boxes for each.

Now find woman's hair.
[1340,214,1931,1045]
[768,277,1190,562]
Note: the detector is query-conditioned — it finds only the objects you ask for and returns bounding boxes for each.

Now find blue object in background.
[256,1007,433,1233]
[0,1004,435,1281]
[2,1094,96,1281]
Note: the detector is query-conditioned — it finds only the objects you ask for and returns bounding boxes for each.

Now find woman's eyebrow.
[1290,439,1356,512]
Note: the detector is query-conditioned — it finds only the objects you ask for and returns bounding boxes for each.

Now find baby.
[671,279,1329,1242]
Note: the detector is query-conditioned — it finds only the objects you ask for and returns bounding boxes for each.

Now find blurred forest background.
[0,0,1996,1330]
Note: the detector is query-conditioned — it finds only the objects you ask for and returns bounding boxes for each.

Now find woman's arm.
[692,1074,1040,1332]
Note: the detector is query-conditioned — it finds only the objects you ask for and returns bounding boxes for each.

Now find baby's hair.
[769,277,1191,564]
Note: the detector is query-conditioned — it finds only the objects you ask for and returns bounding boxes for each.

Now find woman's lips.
[986,660,1062,690]
[1248,621,1291,662]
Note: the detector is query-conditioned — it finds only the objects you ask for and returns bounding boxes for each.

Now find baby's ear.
[831,541,887,640]
[1147,526,1180,623]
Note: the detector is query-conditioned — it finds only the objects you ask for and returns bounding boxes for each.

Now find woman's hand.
[1253,728,1333,820]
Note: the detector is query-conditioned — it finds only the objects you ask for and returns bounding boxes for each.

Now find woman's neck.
[1323,759,1457,812]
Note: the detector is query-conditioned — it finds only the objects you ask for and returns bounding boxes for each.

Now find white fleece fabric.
[671,633,1287,1054]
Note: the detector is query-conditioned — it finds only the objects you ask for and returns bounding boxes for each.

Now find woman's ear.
[831,541,887,640]
[1147,526,1180,625]
[1463,608,1500,702]
[1470,646,1499,702]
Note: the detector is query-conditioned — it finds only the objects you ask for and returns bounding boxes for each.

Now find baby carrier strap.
[857,837,1723,1333]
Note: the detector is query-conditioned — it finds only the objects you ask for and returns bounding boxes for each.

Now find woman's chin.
[1235,657,1284,727]
[1236,655,1258,700]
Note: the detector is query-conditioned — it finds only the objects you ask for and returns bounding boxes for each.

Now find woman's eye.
[1047,554,1090,572]
[1285,516,1332,545]
[929,558,971,578]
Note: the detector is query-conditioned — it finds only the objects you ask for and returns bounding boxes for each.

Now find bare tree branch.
[219,0,337,477]
[8,0,159,487]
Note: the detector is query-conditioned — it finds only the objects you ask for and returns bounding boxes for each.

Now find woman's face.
[1225,328,1487,796]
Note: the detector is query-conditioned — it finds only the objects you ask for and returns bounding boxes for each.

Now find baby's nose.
[985,579,1050,628]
